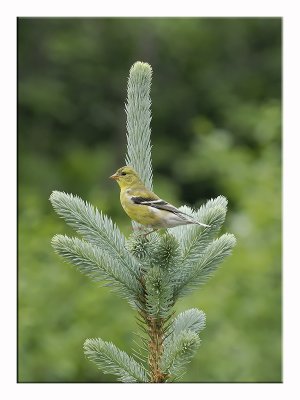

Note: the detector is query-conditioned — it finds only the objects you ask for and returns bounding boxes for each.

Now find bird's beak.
[109,173,119,180]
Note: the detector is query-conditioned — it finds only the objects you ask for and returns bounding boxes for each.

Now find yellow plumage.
[110,166,210,231]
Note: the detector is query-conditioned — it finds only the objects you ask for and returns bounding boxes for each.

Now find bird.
[110,166,210,234]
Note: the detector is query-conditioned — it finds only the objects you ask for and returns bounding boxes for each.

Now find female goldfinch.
[110,166,210,231]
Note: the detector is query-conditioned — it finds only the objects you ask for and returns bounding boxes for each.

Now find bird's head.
[109,166,142,189]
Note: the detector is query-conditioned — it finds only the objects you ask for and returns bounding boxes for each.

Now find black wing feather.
[131,196,189,216]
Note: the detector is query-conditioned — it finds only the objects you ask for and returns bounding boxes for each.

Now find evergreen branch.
[51,235,141,308]
[166,309,206,341]
[125,61,153,191]
[50,62,237,383]
[151,233,181,272]
[83,338,149,383]
[160,330,201,379]
[175,233,236,298]
[49,191,140,277]
[126,231,160,271]
[145,266,173,318]
[170,196,228,264]
[131,331,149,366]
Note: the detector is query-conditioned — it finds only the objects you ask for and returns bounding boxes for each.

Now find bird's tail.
[185,215,210,227]
[178,209,211,228]
[195,220,211,228]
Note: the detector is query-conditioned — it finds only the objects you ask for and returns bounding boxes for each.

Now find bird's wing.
[131,193,210,227]
[132,196,187,216]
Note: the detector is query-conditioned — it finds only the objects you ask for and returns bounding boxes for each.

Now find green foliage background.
[18,18,281,382]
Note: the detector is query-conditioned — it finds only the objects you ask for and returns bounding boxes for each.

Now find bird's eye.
[121,172,127,176]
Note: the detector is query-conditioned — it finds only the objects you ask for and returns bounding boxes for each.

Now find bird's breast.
[120,190,161,226]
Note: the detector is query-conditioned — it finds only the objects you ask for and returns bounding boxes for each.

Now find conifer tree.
[50,61,236,383]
